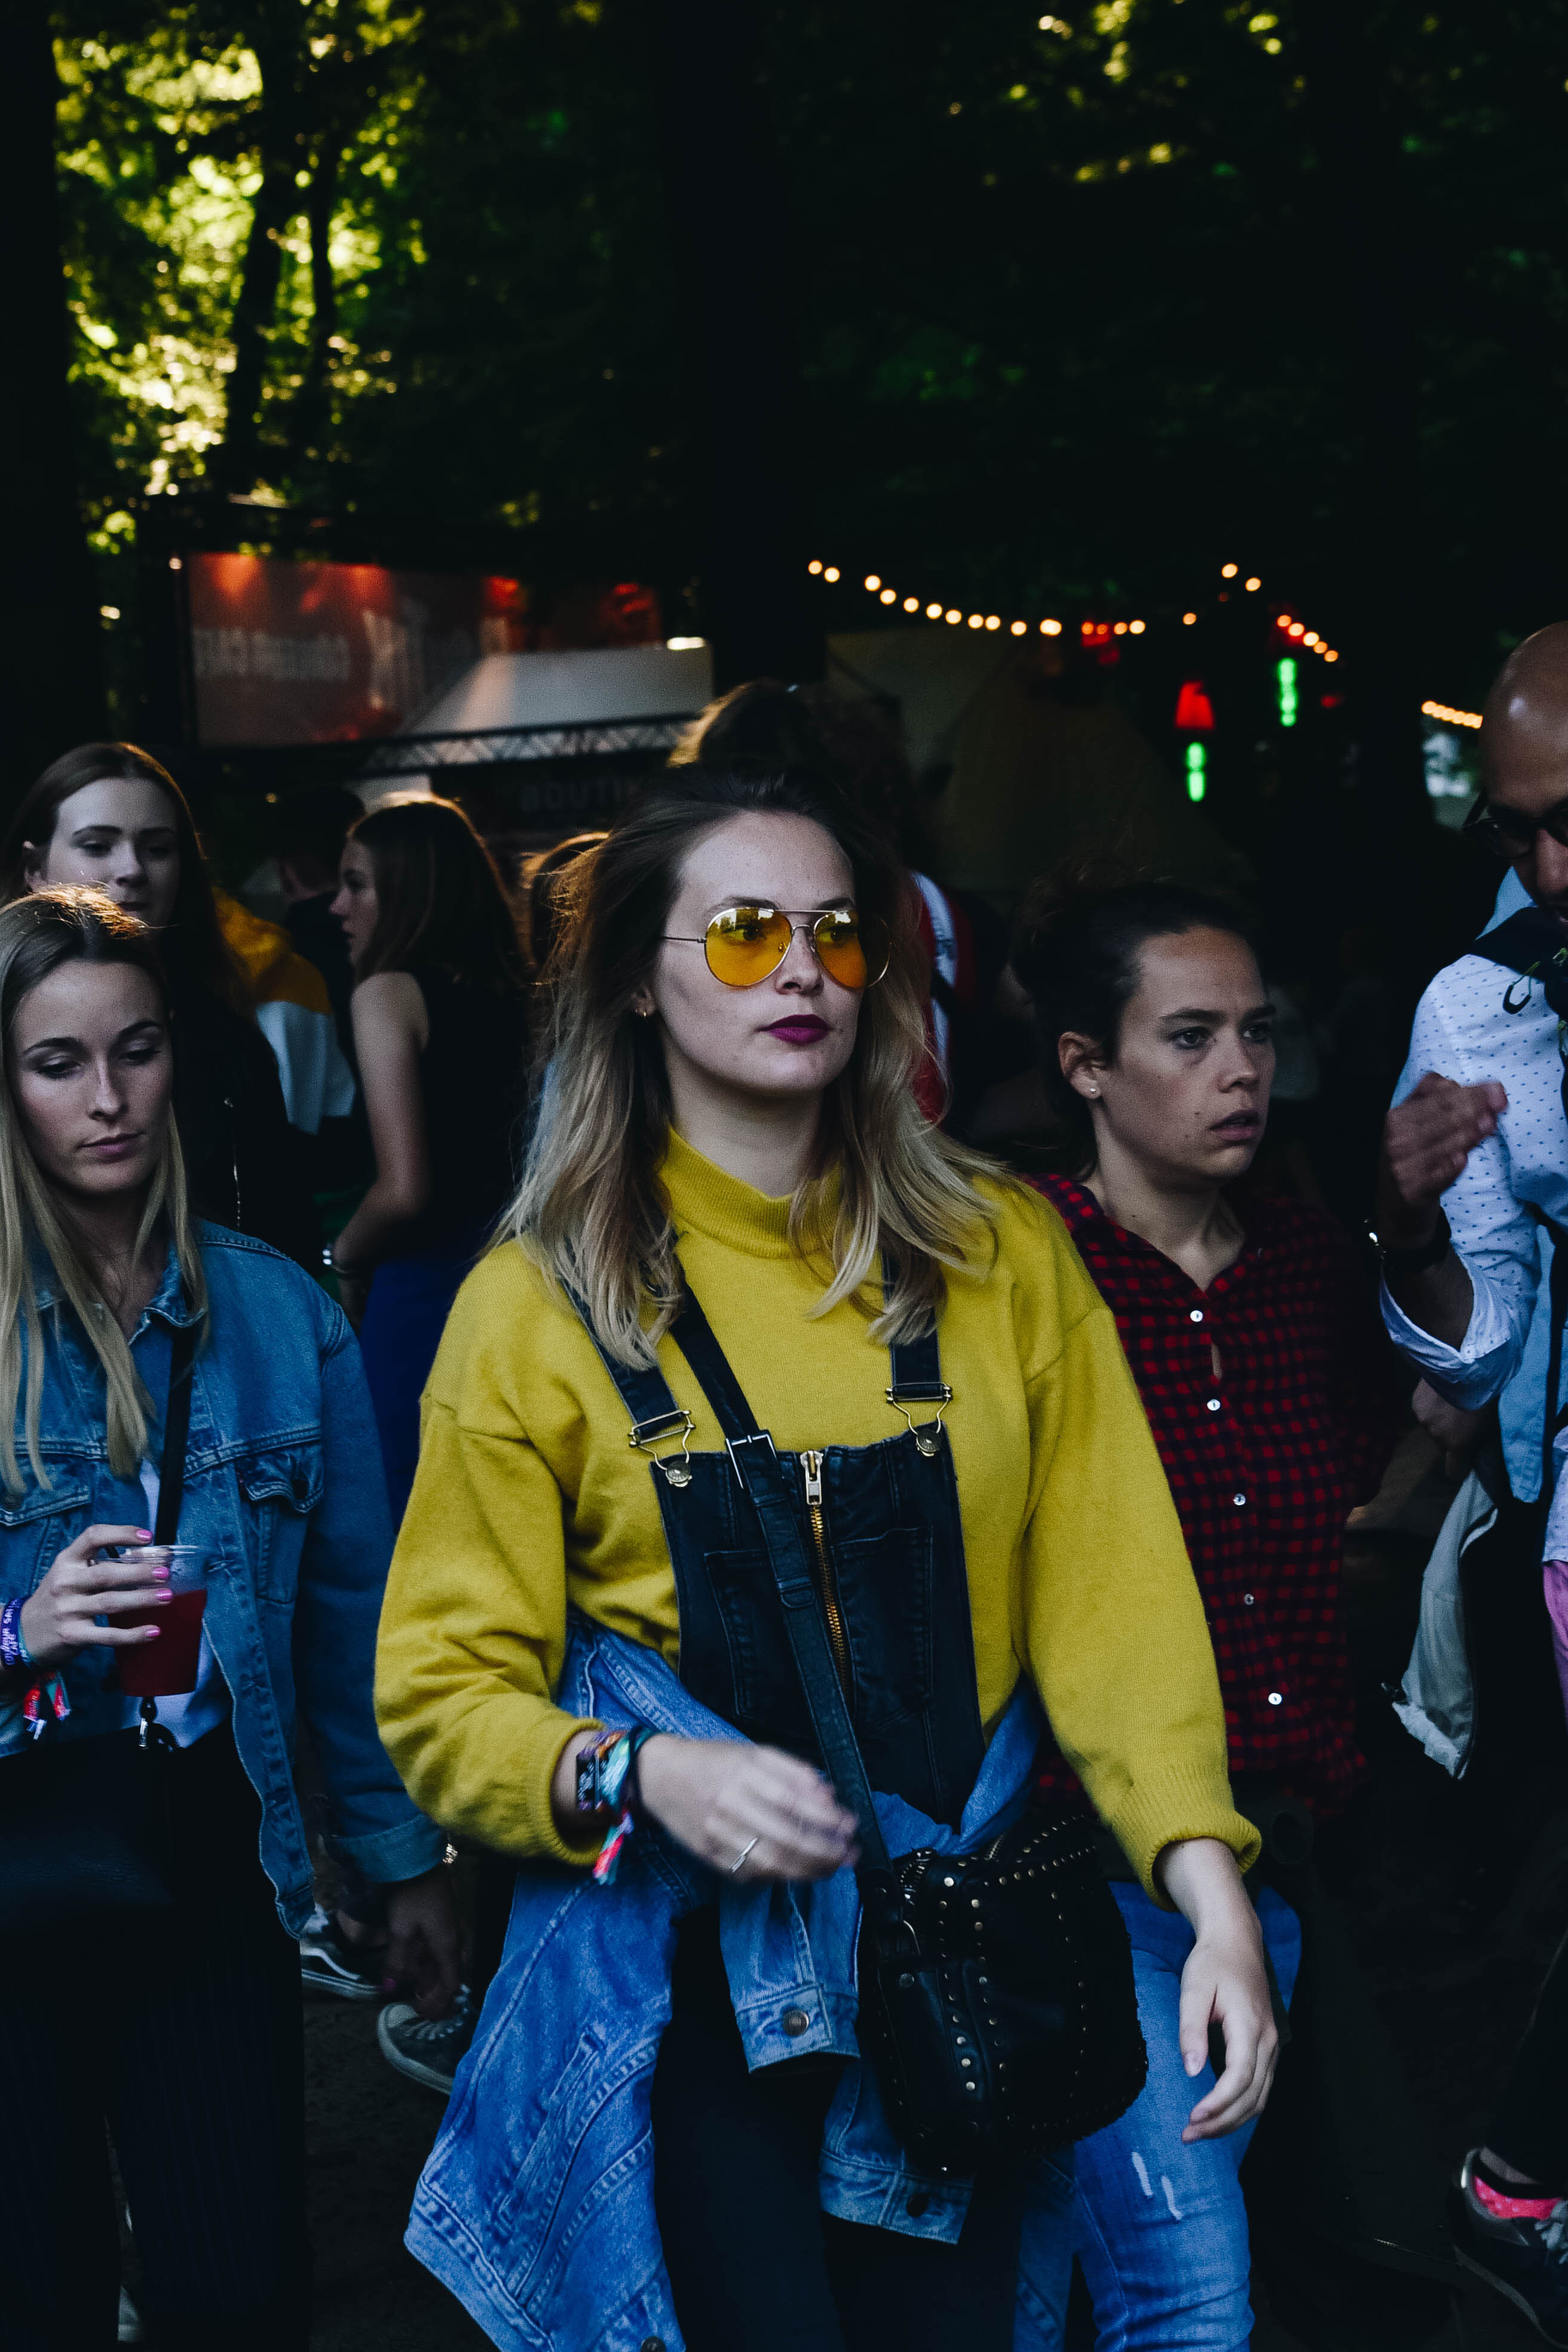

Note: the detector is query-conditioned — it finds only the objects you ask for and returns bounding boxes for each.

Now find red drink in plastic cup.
[112,1545,209,1698]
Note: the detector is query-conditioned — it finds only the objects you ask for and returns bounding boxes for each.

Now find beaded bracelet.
[0,1597,32,1674]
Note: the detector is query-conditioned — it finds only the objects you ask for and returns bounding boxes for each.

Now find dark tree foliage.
[45,0,1568,711]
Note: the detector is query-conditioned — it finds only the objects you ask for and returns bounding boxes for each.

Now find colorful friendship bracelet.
[576,1725,659,1887]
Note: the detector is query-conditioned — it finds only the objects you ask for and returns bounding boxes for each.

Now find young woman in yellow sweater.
[374,771,1272,2352]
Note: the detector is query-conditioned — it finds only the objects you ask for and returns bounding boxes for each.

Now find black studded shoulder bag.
[725,1434,1148,2174]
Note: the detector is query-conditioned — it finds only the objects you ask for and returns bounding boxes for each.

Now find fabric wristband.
[0,1596,32,1673]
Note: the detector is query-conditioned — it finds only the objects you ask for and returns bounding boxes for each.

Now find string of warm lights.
[807,556,1324,657]
[1422,699,1483,731]
[807,558,1489,734]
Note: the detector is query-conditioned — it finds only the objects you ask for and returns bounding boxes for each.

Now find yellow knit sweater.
[374,1132,1257,1892]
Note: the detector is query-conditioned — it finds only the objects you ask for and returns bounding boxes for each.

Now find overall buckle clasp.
[885,1382,954,1459]
[628,1407,696,1489]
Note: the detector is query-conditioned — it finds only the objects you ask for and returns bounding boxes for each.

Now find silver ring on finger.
[729,1836,760,1875]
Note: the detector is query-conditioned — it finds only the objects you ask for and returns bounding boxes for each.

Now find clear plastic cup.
[111,1545,210,1698]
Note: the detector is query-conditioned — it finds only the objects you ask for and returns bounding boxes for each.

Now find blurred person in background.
[0,889,456,2351]
[271,785,365,1062]
[1377,622,1568,2343]
[519,830,610,979]
[1012,872,1402,2350]
[669,678,990,1127]
[328,795,529,1524]
[1,743,320,1267]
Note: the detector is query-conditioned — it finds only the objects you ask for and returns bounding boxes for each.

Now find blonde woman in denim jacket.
[0,889,459,2350]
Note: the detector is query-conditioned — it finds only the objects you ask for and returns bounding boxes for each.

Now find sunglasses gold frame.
[663,903,892,990]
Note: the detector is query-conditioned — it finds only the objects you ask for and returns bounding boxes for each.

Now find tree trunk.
[648,0,820,687]
[0,4,108,790]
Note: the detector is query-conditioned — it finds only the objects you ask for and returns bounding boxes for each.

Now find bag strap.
[153,1322,198,1547]
[721,1431,890,1868]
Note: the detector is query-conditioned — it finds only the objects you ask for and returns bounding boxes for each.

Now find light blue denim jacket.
[0,1223,444,1926]
[406,1617,1047,2352]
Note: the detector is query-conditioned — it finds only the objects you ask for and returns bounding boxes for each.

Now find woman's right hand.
[554,1731,860,1883]
[16,1524,170,1672]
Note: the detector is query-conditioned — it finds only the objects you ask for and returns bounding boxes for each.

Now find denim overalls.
[577,1276,984,1824]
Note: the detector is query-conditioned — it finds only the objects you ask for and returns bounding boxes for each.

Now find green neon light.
[1277,656,1298,728]
[1186,740,1206,803]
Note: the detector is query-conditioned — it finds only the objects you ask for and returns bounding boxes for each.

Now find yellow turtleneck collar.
[661,1128,813,1260]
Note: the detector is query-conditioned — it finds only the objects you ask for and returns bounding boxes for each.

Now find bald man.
[1377,623,1568,2338]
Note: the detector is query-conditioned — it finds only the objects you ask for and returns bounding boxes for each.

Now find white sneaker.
[376,1987,476,2093]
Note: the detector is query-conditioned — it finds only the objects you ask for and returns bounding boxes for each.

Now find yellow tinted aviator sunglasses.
[665,902,892,991]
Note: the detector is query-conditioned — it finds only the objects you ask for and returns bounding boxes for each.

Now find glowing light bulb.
[1288,622,1305,638]
[1183,611,1197,626]
[1324,650,1338,663]
[865,576,880,592]
[1042,618,1062,635]
[926,602,942,618]
[985,615,1000,630]
[1277,612,1293,627]
[1010,620,1027,635]
[1129,619,1145,633]
[1244,577,1261,592]
[1113,621,1127,636]
[824,566,840,582]
[808,560,823,575]
[1221,563,1239,578]
[903,596,919,612]
[1082,621,1094,635]
[968,614,983,629]
[1303,632,1319,647]
[945,609,961,624]
[880,588,896,604]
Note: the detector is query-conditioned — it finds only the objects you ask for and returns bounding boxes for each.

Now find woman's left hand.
[1156,1836,1279,2143]
[382,1865,464,2019]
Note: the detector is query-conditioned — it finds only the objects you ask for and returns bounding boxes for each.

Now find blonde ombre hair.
[501,770,1009,1367]
[0,889,206,1491]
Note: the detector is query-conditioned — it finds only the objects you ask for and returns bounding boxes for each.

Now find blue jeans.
[1015,1881,1301,2351]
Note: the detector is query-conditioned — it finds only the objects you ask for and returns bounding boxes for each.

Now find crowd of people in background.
[10,633,1568,2351]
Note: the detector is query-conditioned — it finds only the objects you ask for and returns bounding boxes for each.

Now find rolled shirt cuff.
[335,1812,449,1885]
[1379,1267,1518,1410]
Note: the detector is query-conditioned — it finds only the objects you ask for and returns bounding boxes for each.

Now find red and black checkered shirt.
[1031,1175,1401,1817]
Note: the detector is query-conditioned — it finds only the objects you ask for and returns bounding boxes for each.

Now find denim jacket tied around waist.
[406,1616,1044,2352]
[0,1223,443,1927]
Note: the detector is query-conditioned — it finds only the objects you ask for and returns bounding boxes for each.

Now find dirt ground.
[300,1439,1566,2352]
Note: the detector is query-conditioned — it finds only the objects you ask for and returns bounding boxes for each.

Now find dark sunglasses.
[1464,793,1568,857]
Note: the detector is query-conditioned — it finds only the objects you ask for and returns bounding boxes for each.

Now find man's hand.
[1411,1379,1489,1477]
[383,1867,464,2019]
[1378,1072,1506,1247]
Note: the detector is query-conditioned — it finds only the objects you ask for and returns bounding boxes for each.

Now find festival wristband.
[0,1596,32,1673]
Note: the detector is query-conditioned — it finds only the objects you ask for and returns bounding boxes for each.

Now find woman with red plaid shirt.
[1009,876,1400,2352]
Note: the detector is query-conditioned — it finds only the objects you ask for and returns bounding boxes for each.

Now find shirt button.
[1267,1690,1284,1707]
[782,2007,810,2037]
[1206,1398,1222,1413]
[1244,1592,1255,1606]
[1233,1493,1247,1507]
[1189,1309,1204,1323]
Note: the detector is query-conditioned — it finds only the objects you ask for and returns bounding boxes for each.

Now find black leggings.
[651,1910,1025,2352]
[1491,1925,1568,2183]
[0,1727,308,2350]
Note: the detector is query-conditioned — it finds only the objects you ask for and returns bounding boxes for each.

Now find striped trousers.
[2,1727,310,2349]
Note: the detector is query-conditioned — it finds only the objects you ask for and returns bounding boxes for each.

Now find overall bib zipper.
[800,1450,852,1694]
